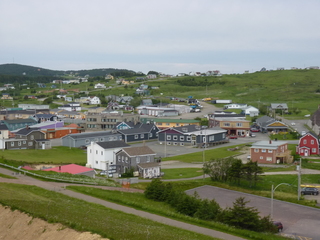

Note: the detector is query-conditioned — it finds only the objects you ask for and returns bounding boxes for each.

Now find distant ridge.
[0,63,139,77]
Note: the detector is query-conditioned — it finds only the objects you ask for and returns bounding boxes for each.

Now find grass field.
[0,183,218,240]
[161,168,203,179]
[163,144,249,163]
[0,146,86,165]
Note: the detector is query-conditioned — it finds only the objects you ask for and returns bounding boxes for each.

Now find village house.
[251,140,292,164]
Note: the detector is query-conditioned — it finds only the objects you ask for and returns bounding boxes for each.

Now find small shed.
[137,162,161,178]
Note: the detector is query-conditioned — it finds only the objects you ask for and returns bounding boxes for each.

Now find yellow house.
[142,118,201,129]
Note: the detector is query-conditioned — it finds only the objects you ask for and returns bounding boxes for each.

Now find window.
[311,140,315,144]
[85,139,90,144]
[262,149,266,153]
[118,156,121,162]
[149,133,153,138]
[147,156,150,162]
[180,136,185,141]
[11,142,14,147]
[30,135,34,140]
[134,135,138,139]
[180,142,184,146]
[260,156,263,159]
[266,157,272,161]
[236,123,242,127]
[23,141,26,144]
[95,161,98,164]
[167,135,171,140]
[28,142,33,146]
[101,151,103,155]
[173,142,178,145]
[268,150,273,153]
[173,135,178,140]
[122,156,124,162]
[125,157,128,163]
[209,135,214,141]
[18,141,21,146]
[312,148,317,153]
[187,136,191,141]
[222,133,226,138]
[100,138,104,142]
[303,140,307,144]
[96,150,98,154]
[254,149,259,152]
[136,156,140,164]
[224,123,230,127]
[140,134,144,139]
[166,123,170,126]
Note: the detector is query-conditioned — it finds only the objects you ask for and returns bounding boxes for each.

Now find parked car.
[291,122,296,126]
[273,221,283,232]
[250,128,260,132]
[301,131,306,136]
[229,135,238,139]
[301,187,319,195]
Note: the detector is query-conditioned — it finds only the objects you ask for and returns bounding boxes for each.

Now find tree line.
[203,157,263,188]
[145,179,277,233]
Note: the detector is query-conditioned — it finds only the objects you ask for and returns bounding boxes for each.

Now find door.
[304,149,309,156]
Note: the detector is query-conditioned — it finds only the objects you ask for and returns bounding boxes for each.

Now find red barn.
[296,132,319,156]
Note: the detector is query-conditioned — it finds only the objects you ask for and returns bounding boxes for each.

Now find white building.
[86,141,130,173]
[242,105,259,116]
[94,83,106,89]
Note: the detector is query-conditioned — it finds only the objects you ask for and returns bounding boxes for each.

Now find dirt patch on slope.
[0,205,108,240]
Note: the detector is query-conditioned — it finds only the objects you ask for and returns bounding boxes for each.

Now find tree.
[194,198,221,221]
[219,197,261,231]
[144,179,165,201]
[228,159,243,185]
[242,161,263,187]
[203,157,238,182]
[42,97,53,105]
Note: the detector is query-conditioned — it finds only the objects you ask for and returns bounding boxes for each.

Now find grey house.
[62,131,123,148]
[256,116,288,133]
[158,125,228,147]
[7,127,51,150]
[115,146,156,174]
[116,122,160,143]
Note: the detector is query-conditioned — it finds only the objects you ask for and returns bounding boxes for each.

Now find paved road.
[0,167,245,240]
[186,185,320,240]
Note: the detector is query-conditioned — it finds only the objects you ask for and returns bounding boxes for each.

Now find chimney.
[269,140,272,144]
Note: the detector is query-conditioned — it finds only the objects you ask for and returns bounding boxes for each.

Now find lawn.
[163,144,248,163]
[161,168,203,179]
[0,183,217,240]
[0,146,86,165]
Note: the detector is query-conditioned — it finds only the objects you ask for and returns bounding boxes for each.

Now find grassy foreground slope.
[0,183,217,240]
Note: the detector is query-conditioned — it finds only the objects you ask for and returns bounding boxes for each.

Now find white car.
[291,122,295,126]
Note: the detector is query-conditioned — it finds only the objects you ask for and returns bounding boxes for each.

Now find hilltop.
[0,63,141,78]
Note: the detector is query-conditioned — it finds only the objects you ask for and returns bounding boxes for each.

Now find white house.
[58,102,81,112]
[86,141,130,173]
[242,105,259,116]
[224,103,247,109]
[94,83,106,89]
[88,96,101,105]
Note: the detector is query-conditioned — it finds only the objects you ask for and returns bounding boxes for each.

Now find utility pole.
[298,158,302,200]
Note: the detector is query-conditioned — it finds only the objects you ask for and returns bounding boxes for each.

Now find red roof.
[22,166,34,170]
[42,164,94,174]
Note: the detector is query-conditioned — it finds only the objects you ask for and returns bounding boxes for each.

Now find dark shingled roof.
[121,146,155,156]
[96,141,129,149]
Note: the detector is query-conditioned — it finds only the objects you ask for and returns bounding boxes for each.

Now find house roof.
[62,131,120,140]
[310,108,320,126]
[138,162,160,169]
[0,124,8,130]
[251,140,287,149]
[96,141,129,149]
[42,164,94,174]
[2,118,38,124]
[15,127,43,136]
[270,103,288,110]
[120,146,155,157]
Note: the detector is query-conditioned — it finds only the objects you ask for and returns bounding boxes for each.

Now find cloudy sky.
[1,0,320,75]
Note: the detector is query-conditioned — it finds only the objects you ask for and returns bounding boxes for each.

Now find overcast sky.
[1,0,320,75]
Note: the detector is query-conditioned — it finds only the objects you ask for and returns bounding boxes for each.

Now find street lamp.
[271,183,290,219]
[202,126,207,180]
